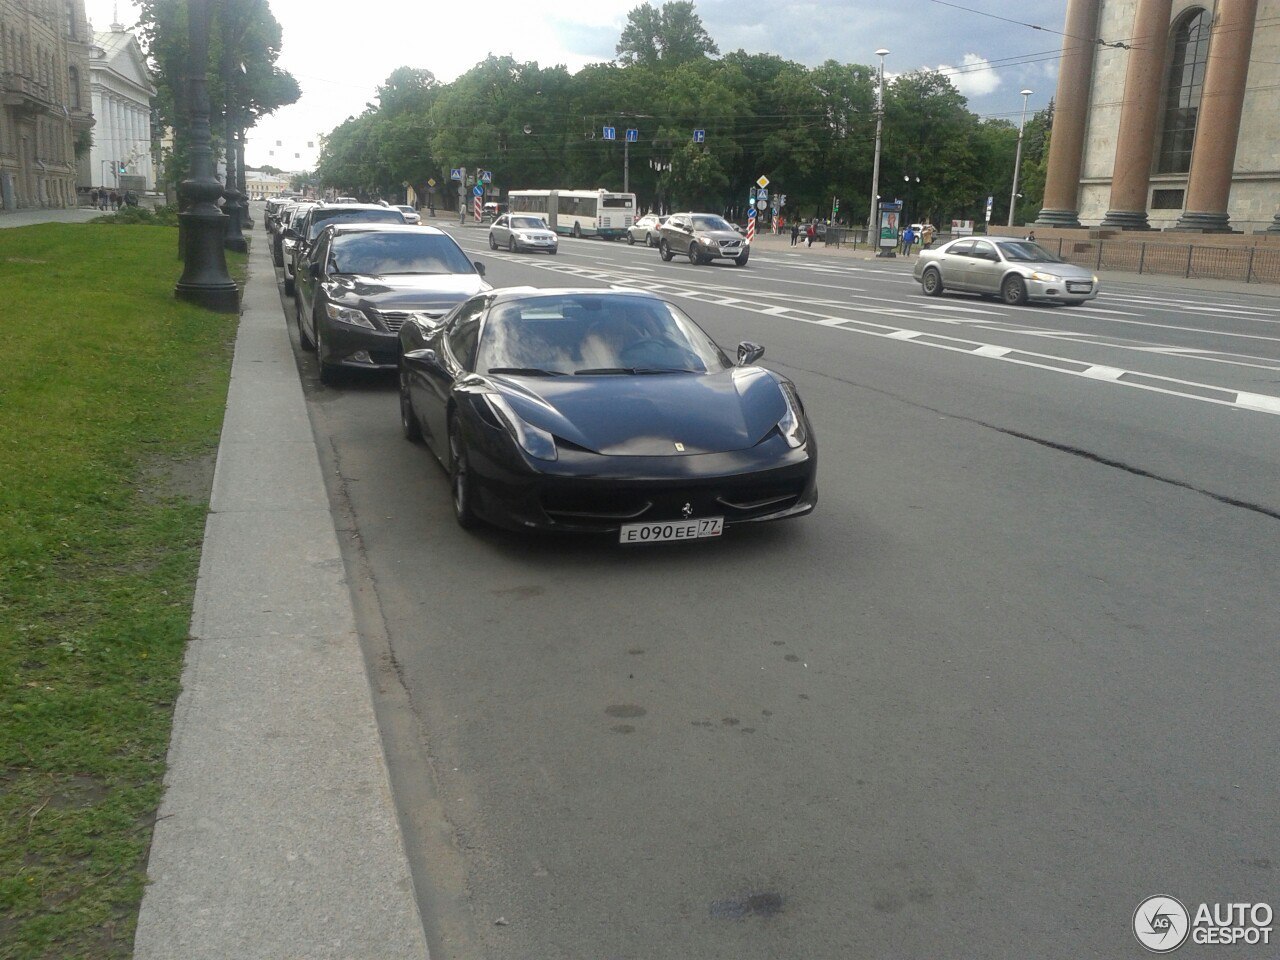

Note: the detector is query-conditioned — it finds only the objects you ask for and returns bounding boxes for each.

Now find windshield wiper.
[486,366,568,377]
[574,367,697,375]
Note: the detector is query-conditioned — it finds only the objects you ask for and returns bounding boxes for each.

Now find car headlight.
[698,236,716,245]
[484,394,557,461]
[1092,275,1099,284]
[1029,271,1061,282]
[324,303,374,329]
[777,383,807,449]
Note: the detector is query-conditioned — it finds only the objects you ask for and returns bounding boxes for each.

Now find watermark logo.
[1134,896,1190,953]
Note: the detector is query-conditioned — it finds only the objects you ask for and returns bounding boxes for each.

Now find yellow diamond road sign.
[427,178,436,187]
[756,176,770,189]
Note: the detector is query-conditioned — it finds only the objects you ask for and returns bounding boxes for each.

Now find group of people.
[788,221,820,247]
[898,222,937,256]
[88,188,137,210]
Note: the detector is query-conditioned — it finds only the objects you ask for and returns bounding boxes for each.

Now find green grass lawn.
[0,224,245,958]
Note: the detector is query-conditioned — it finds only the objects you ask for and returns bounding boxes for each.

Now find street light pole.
[1008,88,1033,228]
[624,135,629,195]
[868,48,889,247]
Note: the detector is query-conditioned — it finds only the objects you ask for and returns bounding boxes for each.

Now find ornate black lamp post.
[220,31,248,253]
[174,0,239,312]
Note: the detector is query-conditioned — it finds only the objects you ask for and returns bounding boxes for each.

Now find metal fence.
[1050,237,1279,284]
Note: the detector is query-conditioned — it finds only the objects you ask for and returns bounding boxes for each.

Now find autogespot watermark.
[1133,895,1273,952]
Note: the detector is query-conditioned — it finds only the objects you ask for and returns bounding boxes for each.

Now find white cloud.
[934,53,1002,97]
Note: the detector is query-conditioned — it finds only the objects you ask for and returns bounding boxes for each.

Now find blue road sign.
[603,126,616,140]
[481,170,492,183]
[626,128,638,142]
[472,185,484,197]
[693,129,705,143]
[450,168,462,181]
[747,207,756,218]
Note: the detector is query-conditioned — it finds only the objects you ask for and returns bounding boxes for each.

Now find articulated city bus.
[507,189,636,239]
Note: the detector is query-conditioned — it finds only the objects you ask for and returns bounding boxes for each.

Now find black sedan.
[295,224,489,385]
[397,288,817,540]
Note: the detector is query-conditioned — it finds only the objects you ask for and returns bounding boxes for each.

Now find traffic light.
[117,162,126,175]
[833,198,840,213]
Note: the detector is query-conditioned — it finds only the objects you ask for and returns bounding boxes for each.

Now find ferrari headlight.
[777,383,807,449]
[1029,271,1061,282]
[325,303,374,329]
[484,394,557,461]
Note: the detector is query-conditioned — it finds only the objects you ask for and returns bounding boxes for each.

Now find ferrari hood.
[491,367,788,456]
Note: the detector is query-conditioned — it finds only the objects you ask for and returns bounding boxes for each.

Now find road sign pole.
[624,137,629,195]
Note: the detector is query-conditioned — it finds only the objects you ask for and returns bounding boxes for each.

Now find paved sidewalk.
[132,236,429,958]
[0,206,102,228]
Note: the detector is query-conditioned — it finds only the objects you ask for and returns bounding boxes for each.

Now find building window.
[1151,189,1186,209]
[68,67,79,108]
[66,2,77,40]
[1157,8,1210,174]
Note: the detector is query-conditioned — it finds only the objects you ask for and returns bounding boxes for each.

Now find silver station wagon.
[913,237,1099,305]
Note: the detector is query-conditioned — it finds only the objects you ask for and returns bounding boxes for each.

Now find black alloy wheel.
[488,233,497,250]
[399,368,422,442]
[734,253,748,267]
[921,267,944,296]
[688,243,701,264]
[627,233,636,245]
[315,322,338,386]
[1001,275,1028,306]
[448,414,477,529]
[572,223,582,239]
[659,239,673,262]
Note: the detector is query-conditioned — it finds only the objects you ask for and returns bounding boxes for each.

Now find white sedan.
[488,214,559,254]
[628,214,666,247]
[396,205,421,225]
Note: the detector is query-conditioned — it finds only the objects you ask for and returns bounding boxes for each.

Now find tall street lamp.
[174,0,239,312]
[1008,88,1033,228]
[868,48,889,246]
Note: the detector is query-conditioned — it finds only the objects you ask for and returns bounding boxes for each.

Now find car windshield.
[510,217,546,230]
[691,214,734,232]
[477,294,731,376]
[996,241,1064,263]
[307,208,404,242]
[396,206,415,214]
[328,232,476,275]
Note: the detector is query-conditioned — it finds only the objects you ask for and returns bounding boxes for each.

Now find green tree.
[616,2,718,67]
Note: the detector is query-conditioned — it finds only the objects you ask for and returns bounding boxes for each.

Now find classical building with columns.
[1037,0,1279,233]
[0,0,94,209]
[81,20,154,192]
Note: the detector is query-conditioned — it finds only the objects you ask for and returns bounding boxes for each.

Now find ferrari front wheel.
[448,414,478,529]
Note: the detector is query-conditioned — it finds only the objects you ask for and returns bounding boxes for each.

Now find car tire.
[627,233,635,246]
[921,267,944,296]
[272,241,283,267]
[549,247,558,255]
[659,239,673,262]
[647,233,656,248]
[734,253,749,267]
[399,368,422,442]
[448,413,478,530]
[283,273,295,296]
[488,233,497,250]
[572,223,582,239]
[507,236,517,254]
[688,243,701,264]
[297,298,315,351]
[1001,275,1028,306]
[315,323,338,386]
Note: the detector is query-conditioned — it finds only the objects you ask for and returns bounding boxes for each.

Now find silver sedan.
[488,214,559,254]
[913,237,1099,305]
[627,214,666,247]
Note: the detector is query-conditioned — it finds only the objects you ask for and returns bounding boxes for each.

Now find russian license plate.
[619,517,724,544]
[1067,281,1090,292]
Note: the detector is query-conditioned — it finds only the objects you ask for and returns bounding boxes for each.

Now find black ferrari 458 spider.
[398,287,817,542]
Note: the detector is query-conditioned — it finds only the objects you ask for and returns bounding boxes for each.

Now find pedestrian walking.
[921,222,935,248]
[790,223,800,246]
[1024,230,1037,243]
[90,188,99,209]
[805,222,815,248]
[901,225,915,255]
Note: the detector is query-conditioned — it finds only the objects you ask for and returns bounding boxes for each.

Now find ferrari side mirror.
[737,341,765,366]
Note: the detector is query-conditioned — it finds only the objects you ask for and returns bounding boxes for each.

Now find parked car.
[397,287,816,535]
[286,202,406,295]
[657,213,749,266]
[482,202,507,222]
[913,237,1099,305]
[627,214,667,247]
[294,224,489,385]
[487,214,559,254]
[396,205,421,225]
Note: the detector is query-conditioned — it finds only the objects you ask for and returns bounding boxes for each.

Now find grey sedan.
[627,214,666,246]
[488,214,558,254]
[913,237,1099,305]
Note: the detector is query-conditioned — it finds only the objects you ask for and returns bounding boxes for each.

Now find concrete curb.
[132,237,429,959]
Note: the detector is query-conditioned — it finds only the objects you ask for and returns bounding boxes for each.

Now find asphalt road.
[275,224,1279,959]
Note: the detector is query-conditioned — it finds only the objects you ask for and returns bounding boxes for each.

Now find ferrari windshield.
[996,241,1064,263]
[328,232,476,275]
[478,294,731,375]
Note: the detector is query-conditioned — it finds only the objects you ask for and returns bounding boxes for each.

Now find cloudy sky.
[86,0,1069,170]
